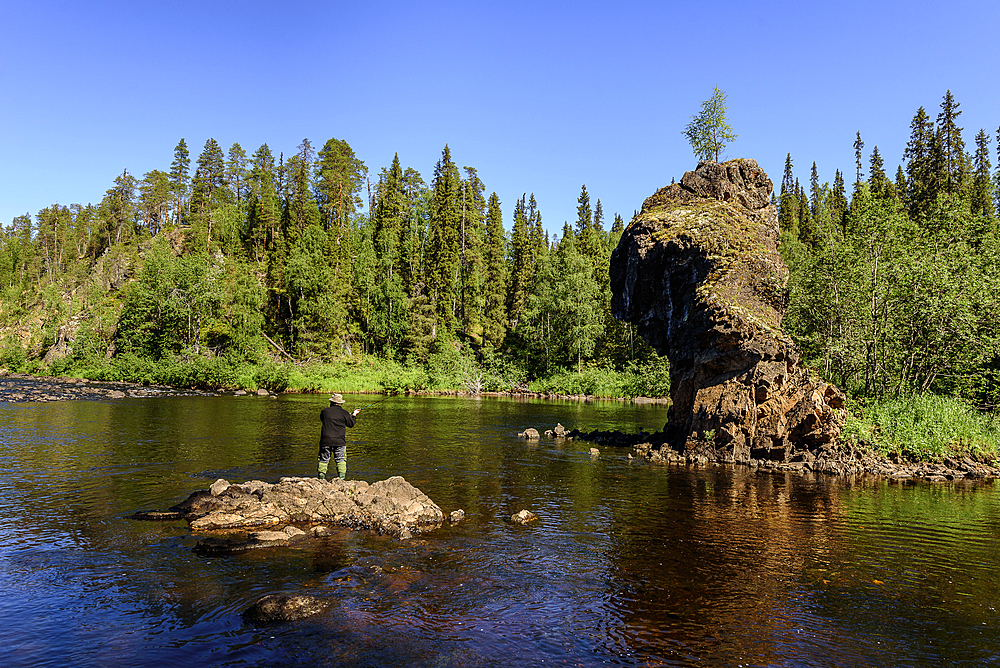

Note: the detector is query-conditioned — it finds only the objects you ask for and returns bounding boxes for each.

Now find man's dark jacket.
[320,404,356,447]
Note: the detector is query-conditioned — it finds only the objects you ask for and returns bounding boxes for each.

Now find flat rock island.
[134,475,447,551]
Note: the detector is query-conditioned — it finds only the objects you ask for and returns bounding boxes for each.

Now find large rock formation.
[610,159,846,463]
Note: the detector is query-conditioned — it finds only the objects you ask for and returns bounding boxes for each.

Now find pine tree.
[247,143,279,264]
[139,170,172,235]
[226,143,249,209]
[315,137,367,232]
[190,138,229,250]
[169,138,190,227]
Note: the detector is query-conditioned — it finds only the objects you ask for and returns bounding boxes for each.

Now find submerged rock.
[610,159,846,462]
[510,510,538,524]
[243,594,328,624]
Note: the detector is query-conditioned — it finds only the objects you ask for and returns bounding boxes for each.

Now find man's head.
[329,393,345,405]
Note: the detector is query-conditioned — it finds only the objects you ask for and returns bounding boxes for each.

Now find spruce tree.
[971,129,995,219]
[778,154,798,237]
[507,195,531,329]
[427,145,463,337]
[937,90,966,193]
[809,162,820,219]
[853,132,865,194]
[903,106,934,216]
[481,192,508,351]
[869,146,889,199]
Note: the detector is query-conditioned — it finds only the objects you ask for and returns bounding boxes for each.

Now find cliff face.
[610,159,845,462]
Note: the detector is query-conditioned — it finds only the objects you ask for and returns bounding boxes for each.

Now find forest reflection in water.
[0,394,998,667]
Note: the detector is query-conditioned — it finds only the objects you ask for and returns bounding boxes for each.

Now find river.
[1,393,998,667]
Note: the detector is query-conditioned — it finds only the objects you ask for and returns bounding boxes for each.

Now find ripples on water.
[1,395,999,667]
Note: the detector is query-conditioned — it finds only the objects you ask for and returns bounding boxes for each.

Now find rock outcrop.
[134,475,445,547]
[610,159,846,463]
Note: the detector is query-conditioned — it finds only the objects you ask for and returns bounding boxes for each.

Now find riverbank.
[0,370,668,405]
[567,426,1000,482]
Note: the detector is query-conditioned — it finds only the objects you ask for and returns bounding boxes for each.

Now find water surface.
[1,394,998,667]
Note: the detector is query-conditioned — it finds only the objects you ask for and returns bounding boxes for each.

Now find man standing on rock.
[318,393,360,480]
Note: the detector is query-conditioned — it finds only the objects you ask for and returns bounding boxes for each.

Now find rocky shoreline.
[566,427,1000,483]
[0,371,272,402]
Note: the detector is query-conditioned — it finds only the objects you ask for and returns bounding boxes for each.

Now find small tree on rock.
[683,87,737,162]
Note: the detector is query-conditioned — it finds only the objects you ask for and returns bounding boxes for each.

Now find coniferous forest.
[2,90,1000,440]
[0,136,666,397]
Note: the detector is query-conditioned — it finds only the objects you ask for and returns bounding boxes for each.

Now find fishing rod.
[358,397,385,410]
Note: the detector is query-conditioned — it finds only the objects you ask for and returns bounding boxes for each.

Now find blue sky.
[2,0,999,235]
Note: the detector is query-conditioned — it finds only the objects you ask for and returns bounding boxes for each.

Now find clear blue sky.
[2,0,998,235]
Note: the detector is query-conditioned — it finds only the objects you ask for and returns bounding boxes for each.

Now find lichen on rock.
[610,159,846,463]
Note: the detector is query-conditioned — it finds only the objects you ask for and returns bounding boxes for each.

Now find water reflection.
[1,395,998,667]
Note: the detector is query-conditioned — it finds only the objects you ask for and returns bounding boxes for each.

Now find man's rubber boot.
[336,460,347,480]
[318,462,328,480]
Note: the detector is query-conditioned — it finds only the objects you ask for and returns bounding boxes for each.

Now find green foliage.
[843,394,1000,462]
[682,87,737,162]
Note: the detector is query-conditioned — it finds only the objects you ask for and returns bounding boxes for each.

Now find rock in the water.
[449,509,465,523]
[511,510,538,524]
[589,448,600,457]
[243,594,328,624]
[610,159,846,462]
[172,475,444,541]
[518,428,540,440]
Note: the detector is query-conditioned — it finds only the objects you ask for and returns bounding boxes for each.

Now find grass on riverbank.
[27,349,671,399]
[842,394,1000,463]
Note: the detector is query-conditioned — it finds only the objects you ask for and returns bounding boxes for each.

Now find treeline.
[0,137,665,394]
[779,90,1000,408]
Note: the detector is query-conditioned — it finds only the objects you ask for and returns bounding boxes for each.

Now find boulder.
[610,159,846,461]
[169,475,445,541]
[518,428,540,440]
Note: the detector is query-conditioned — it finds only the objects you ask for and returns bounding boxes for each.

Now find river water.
[1,394,998,667]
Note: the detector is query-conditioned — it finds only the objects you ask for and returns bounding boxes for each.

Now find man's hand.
[352,409,361,416]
